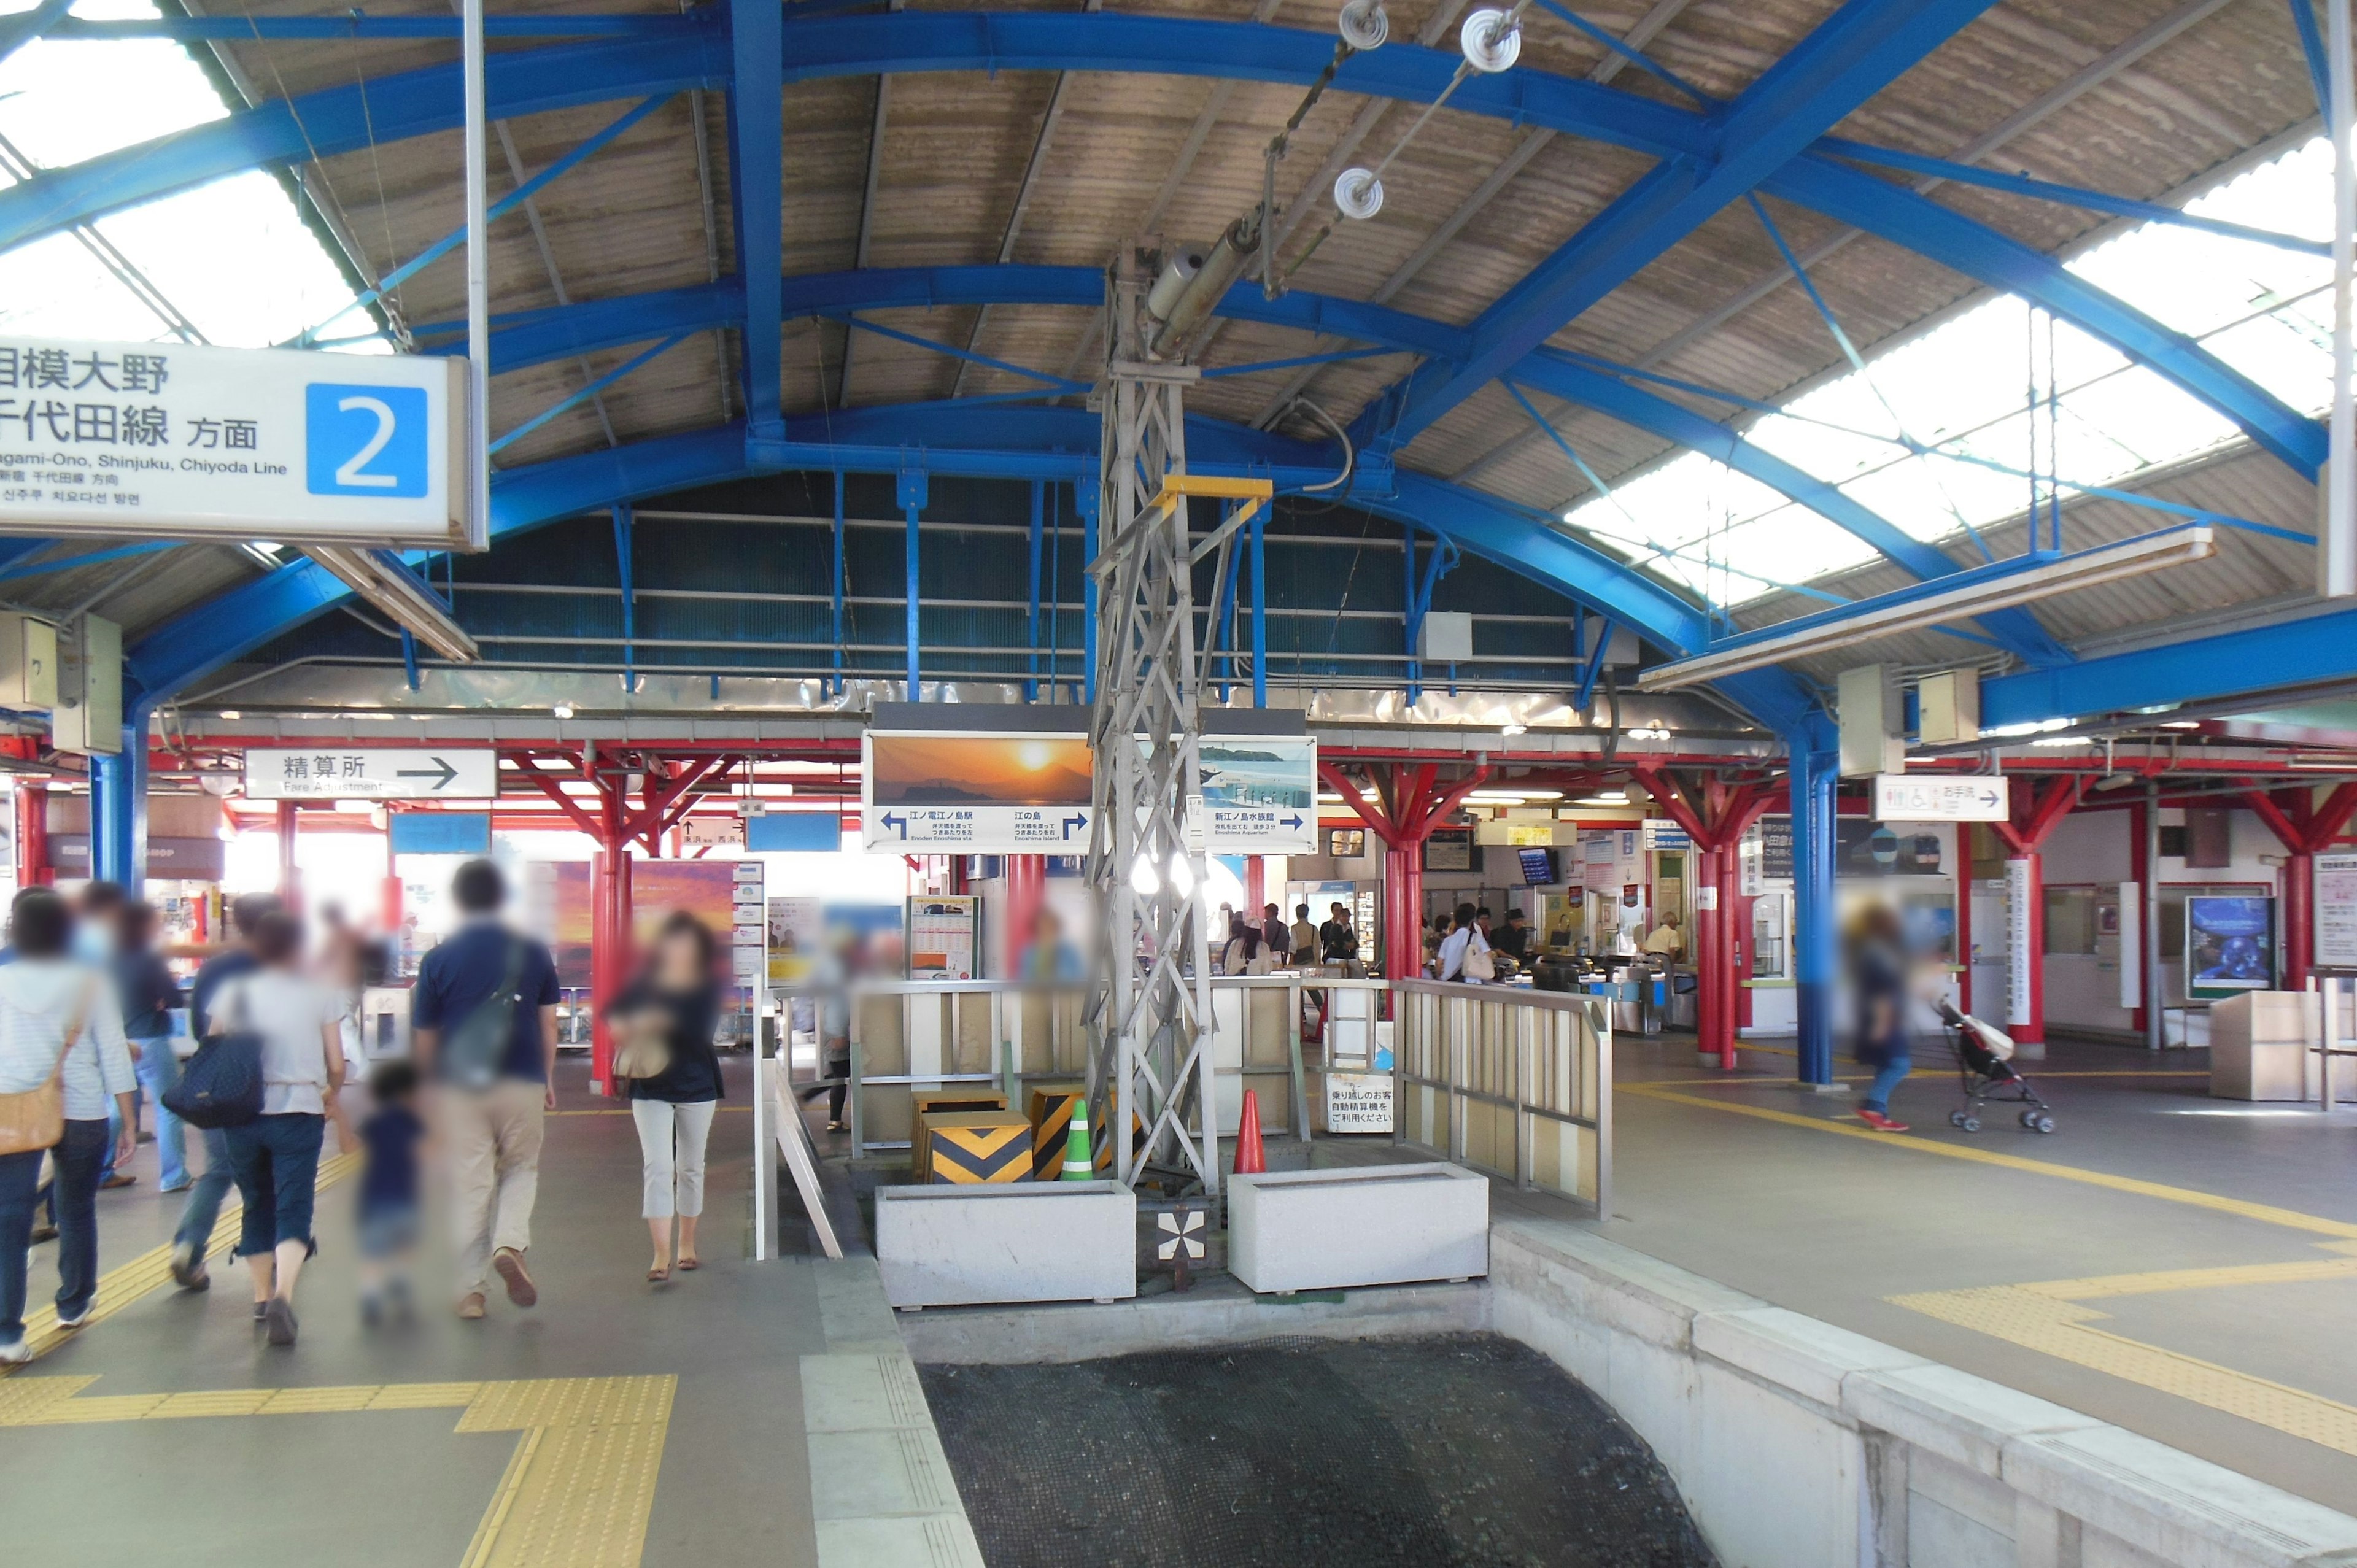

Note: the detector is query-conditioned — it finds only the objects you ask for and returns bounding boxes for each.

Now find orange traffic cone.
[1234,1089,1266,1175]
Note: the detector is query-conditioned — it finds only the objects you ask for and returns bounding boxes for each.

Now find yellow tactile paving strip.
[1895,1249,2357,1458]
[2,1149,362,1370]
[0,1373,676,1566]
[1617,1081,2357,1238]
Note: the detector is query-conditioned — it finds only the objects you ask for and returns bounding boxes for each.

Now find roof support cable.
[1285,395,1356,493]
[1746,192,1998,564]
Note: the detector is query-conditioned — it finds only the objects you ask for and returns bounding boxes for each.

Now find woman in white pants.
[608,914,724,1282]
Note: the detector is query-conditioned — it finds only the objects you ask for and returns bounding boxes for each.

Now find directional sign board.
[1872,773,2010,823]
[0,338,471,547]
[244,747,497,801]
[1197,736,1317,854]
[861,730,1094,852]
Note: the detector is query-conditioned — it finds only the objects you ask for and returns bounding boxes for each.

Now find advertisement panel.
[1196,735,1317,853]
[2184,895,2276,999]
[861,731,1094,851]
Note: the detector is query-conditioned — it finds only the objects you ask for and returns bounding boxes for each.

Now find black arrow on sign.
[396,756,460,791]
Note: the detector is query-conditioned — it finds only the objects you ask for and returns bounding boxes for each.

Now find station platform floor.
[10,1033,2357,1562]
[1586,1029,2357,1517]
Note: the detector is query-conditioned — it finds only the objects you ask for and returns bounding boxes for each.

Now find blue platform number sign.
[305,382,428,498]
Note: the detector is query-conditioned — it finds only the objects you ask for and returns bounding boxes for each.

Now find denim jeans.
[1862,1054,1913,1113]
[50,1118,107,1321]
[134,1038,185,1189]
[0,1146,41,1343]
[225,1113,324,1258]
[174,1125,234,1256]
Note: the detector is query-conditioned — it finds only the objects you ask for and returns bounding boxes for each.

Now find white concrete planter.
[875,1181,1137,1309]
[1228,1162,1488,1294]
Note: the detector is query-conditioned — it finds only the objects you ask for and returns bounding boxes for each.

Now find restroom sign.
[0,339,470,547]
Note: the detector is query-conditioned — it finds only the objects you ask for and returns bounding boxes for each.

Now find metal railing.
[1391,979,1612,1214]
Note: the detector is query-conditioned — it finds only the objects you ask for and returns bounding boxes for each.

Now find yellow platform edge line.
[1619,1081,2357,1240]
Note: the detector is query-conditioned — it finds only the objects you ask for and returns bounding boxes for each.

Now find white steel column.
[2328,0,2355,597]
[462,0,491,550]
[1085,247,1219,1195]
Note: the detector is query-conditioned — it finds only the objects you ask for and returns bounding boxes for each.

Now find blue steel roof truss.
[0,6,2322,733]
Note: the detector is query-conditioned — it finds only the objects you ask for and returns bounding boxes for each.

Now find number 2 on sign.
[333,396,398,489]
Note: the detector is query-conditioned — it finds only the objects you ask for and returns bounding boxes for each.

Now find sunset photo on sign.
[868,733,1094,806]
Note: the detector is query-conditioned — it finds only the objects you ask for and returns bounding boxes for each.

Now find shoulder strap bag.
[0,982,95,1156]
[164,976,266,1129]
[441,936,527,1091]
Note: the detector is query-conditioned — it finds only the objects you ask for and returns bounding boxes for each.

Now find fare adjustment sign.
[245,747,497,801]
[0,339,471,547]
[1873,774,2010,822]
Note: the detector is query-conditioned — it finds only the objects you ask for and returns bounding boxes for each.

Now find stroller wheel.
[2034,1115,2056,1134]
[1949,1110,1968,1128]
[1961,1116,1981,1134]
[2019,1110,2036,1128]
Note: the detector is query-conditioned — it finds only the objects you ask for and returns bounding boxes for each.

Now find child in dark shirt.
[358,1060,427,1326]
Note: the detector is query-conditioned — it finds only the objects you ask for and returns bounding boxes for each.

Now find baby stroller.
[1933,998,2056,1134]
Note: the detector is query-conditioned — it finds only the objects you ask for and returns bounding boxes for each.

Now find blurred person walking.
[1015,909,1084,984]
[355,1060,426,1326]
[75,881,136,1189]
[412,859,560,1321]
[170,892,283,1291]
[1849,903,1916,1133]
[1436,903,1493,984]
[212,911,353,1347]
[606,913,724,1283]
[1220,915,1270,976]
[114,902,185,1192]
[0,888,134,1362]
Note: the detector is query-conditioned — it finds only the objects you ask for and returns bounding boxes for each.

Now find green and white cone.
[1061,1097,1094,1180]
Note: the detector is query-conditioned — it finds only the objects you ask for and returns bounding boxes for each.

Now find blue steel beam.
[52,13,705,40]
[1981,606,2357,732]
[6,9,2316,487]
[126,423,753,703]
[729,0,784,434]
[0,0,75,67]
[1763,157,2327,477]
[1361,0,2003,451]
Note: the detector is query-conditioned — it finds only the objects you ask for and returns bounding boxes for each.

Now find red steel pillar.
[1004,854,1046,976]
[1691,842,1724,1068]
[15,781,47,886]
[2127,799,2149,1033]
[2245,784,2357,992]
[1717,846,1743,1063]
[381,821,403,937]
[1243,856,1266,921]
[1385,842,1423,980]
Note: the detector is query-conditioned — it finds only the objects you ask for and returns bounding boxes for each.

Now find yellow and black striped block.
[1027,1084,1085,1180]
[928,1113,1034,1184]
[909,1091,1010,1181]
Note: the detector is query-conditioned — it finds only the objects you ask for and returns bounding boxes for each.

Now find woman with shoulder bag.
[606,913,724,1283]
[214,911,354,1348]
[0,889,135,1363]
[1436,902,1493,984]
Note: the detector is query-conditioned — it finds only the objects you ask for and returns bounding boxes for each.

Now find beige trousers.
[445,1077,544,1297]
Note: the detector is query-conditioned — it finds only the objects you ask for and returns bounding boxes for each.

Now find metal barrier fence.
[1391,979,1612,1214]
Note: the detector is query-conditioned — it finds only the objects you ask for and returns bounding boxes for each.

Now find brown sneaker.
[456,1293,487,1320]
[492,1248,538,1308]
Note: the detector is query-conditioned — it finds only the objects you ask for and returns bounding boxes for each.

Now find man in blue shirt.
[412,859,560,1321]
[168,892,281,1292]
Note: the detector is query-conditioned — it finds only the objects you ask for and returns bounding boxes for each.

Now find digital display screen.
[1517,846,1560,885]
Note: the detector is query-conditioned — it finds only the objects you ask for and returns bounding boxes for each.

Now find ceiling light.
[1636,528,2216,693]
[219,709,240,720]
[1498,722,1527,737]
[552,703,575,720]
[1167,855,1196,896]
[1130,856,1160,897]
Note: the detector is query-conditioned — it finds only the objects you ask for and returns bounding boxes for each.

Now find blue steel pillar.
[897,466,927,699]
[830,470,846,697]
[90,713,149,892]
[1248,504,1266,708]
[1787,712,1838,1086]
[1077,479,1099,705]
[1025,479,1043,702]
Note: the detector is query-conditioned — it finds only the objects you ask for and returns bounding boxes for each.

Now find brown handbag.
[0,986,93,1157]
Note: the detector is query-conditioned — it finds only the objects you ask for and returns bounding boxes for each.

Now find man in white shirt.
[1642,912,1685,959]
[1435,903,1491,984]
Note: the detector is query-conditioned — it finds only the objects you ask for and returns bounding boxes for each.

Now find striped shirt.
[0,957,133,1121]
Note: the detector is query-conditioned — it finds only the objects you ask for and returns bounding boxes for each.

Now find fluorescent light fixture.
[1636,528,2215,693]
[1498,722,1527,736]
[219,709,240,720]
[305,545,480,663]
[552,703,575,720]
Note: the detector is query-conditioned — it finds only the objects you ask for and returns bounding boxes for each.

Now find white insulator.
[1145,247,1207,322]
[1333,166,1385,221]
[1460,8,1522,72]
[1337,0,1388,51]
